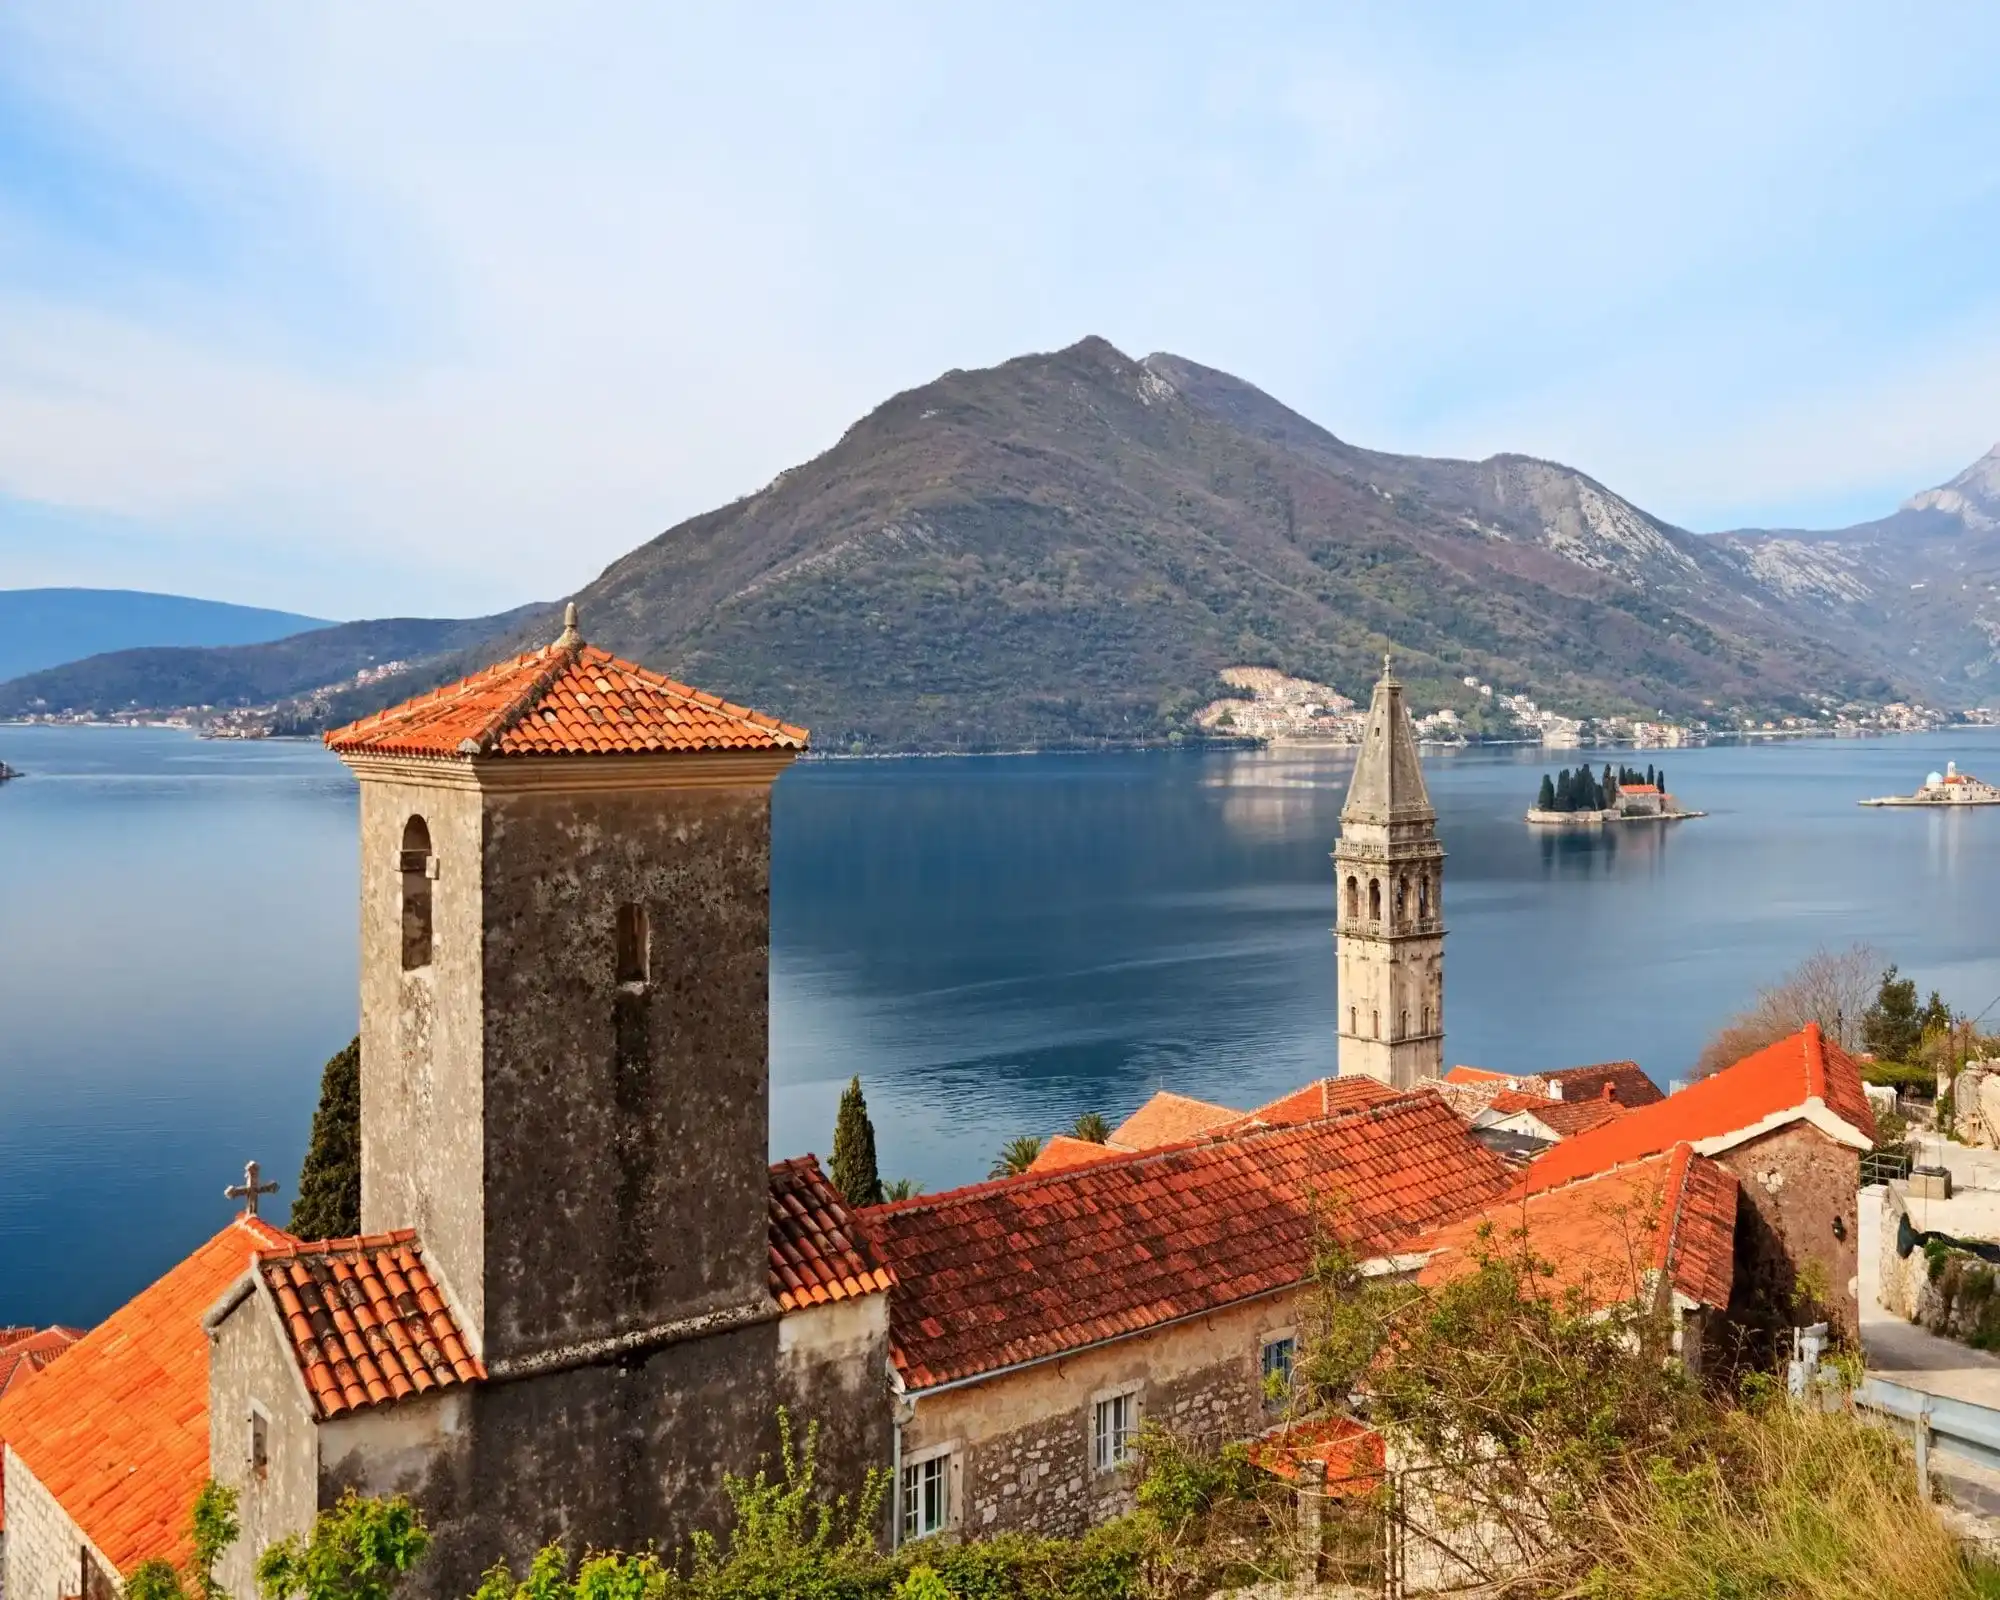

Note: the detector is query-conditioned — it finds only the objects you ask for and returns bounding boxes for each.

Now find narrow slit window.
[400,817,433,971]
[1368,879,1382,922]
[615,902,650,987]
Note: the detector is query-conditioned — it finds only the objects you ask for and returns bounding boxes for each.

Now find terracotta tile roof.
[1241,1077,1405,1127]
[1421,1080,1508,1124]
[0,1216,292,1575]
[1025,1134,1126,1174]
[1532,1096,1629,1139]
[1539,1061,1662,1108]
[258,1232,484,1421]
[0,1326,84,1402]
[1107,1090,1241,1150]
[860,1095,1513,1389]
[324,613,807,760]
[1247,1417,1385,1496]
[768,1156,895,1310]
[1445,1066,1516,1086]
[1417,1143,1737,1312]
[1516,1024,1874,1196]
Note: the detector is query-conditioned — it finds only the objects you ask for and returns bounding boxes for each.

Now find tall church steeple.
[1333,657,1445,1086]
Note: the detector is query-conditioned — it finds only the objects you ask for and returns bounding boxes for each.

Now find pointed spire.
[1341,657,1433,824]
[556,601,582,650]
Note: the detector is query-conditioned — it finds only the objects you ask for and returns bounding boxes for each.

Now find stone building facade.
[196,620,897,1599]
[863,1092,1514,1546]
[1334,663,1445,1088]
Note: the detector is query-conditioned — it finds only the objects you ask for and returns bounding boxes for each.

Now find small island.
[1860,761,2000,807]
[0,758,18,783]
[1526,762,1702,826]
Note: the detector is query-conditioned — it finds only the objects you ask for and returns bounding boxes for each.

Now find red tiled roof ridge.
[323,634,809,758]
[1654,1141,1696,1279]
[863,1092,1430,1220]
[256,1227,419,1263]
[1801,1022,1827,1102]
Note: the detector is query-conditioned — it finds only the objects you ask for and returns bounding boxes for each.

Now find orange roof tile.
[1242,1077,1405,1127]
[861,1095,1513,1389]
[1107,1090,1242,1150]
[0,1326,85,1402]
[1444,1066,1517,1086]
[324,611,807,760]
[1532,1096,1629,1139]
[257,1232,484,1421]
[1247,1417,1385,1496]
[0,1217,292,1575]
[1025,1134,1126,1174]
[767,1157,895,1311]
[1417,1143,1737,1312]
[1516,1024,1874,1196]
[1539,1061,1662,1108]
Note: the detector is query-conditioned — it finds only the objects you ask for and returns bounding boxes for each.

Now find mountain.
[0,589,331,682]
[0,608,551,719]
[1710,445,2000,700]
[425,338,1899,750]
[3,340,1948,748]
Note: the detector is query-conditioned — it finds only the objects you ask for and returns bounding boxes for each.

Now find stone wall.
[900,1292,1300,1540]
[207,1287,323,1600]
[777,1295,893,1513]
[475,776,779,1369]
[391,1317,786,1600]
[1716,1120,1861,1348]
[2,1448,96,1600]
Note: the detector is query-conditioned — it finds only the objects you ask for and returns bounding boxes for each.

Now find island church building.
[0,636,1872,1596]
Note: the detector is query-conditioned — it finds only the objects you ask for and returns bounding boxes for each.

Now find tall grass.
[1578,1405,2000,1600]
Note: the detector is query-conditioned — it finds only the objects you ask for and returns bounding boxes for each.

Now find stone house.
[859,1092,1514,1543]
[1509,1023,1876,1347]
[0,615,899,1600]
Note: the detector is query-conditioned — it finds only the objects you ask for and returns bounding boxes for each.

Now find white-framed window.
[1093,1388,1140,1472]
[901,1448,953,1541]
[1260,1333,1297,1408]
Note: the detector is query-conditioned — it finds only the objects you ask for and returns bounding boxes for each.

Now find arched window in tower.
[1418,873,1431,921]
[615,903,651,988]
[400,816,434,971]
[1422,1004,1432,1034]
[1399,1009,1409,1039]
[1349,1005,1358,1035]
[1345,876,1359,923]
[1372,1009,1380,1038]
[1368,879,1382,923]
[1395,876,1408,923]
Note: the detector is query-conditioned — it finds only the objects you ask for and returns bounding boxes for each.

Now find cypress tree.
[1555,769,1573,811]
[1647,764,1657,788]
[831,1076,883,1207]
[1657,765,1666,796]
[1537,774,1556,811]
[292,1036,361,1240]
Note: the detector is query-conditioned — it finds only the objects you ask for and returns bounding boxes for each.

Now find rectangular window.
[615,902,650,987]
[1093,1391,1138,1472]
[247,1405,270,1477]
[1261,1335,1296,1408]
[901,1453,951,1540]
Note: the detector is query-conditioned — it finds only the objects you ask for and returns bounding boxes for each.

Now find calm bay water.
[6,724,2000,1323]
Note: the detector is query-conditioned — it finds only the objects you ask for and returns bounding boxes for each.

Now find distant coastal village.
[1195,664,1982,750]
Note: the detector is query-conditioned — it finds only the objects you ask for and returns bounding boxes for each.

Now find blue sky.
[1,3,1997,619]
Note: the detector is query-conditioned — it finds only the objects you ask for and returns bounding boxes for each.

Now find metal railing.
[1856,1375,2000,1494]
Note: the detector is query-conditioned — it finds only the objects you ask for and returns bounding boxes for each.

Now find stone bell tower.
[326,604,808,1372]
[1334,657,1445,1087]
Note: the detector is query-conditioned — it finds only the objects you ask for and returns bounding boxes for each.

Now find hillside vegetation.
[11,339,1968,749]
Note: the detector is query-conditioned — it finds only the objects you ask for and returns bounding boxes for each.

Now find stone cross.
[225,1159,279,1217]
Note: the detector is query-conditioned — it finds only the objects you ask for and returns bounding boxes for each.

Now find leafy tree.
[124,1482,241,1600]
[256,1491,430,1600]
[292,1037,361,1240]
[1863,966,1926,1064]
[881,1177,924,1202]
[990,1135,1044,1178]
[830,1077,883,1207]
[1537,774,1556,811]
[1070,1111,1112,1144]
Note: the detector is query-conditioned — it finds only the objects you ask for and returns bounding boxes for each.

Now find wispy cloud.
[1,2,1996,614]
